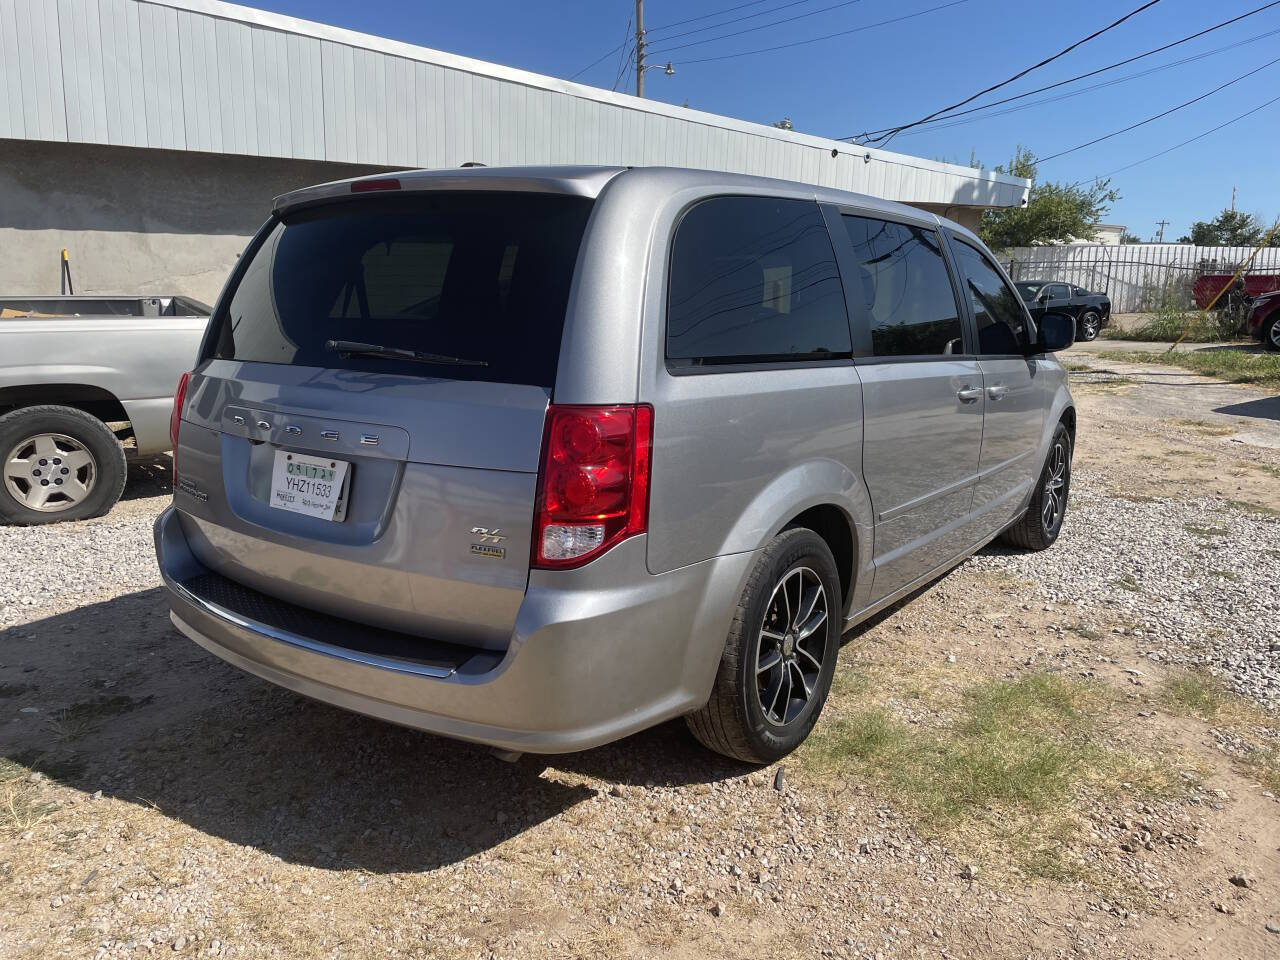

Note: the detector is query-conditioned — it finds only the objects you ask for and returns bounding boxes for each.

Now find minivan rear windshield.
[209,192,594,388]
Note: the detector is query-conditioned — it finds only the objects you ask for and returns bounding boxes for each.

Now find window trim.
[944,232,1038,359]
[828,205,975,364]
[662,194,856,375]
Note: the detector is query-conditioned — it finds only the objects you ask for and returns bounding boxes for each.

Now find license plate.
[269,450,350,522]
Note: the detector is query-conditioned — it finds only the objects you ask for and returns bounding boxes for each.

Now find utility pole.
[635,0,646,98]
[1231,185,1236,211]
[1155,219,1170,243]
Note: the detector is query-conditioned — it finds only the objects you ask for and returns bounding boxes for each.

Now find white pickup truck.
[0,296,209,524]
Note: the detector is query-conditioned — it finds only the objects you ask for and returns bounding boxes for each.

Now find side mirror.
[1037,292,1050,303]
[1035,311,1076,353]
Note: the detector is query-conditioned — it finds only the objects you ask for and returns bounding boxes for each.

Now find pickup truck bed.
[0,295,210,524]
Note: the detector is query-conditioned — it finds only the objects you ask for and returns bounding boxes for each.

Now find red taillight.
[533,404,653,570]
[351,177,401,193]
[170,371,191,480]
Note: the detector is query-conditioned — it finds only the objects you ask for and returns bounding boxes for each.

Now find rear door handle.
[987,385,1008,401]
[956,387,982,403]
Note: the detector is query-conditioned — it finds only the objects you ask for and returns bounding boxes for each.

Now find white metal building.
[0,0,1031,303]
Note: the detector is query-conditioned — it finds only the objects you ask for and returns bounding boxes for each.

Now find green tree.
[1119,230,1142,244]
[1177,209,1273,246]
[978,146,1119,250]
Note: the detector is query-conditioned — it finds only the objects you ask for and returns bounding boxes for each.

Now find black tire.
[0,405,127,526]
[1264,314,1280,353]
[687,527,842,764]
[1078,311,1102,342]
[1001,421,1072,552]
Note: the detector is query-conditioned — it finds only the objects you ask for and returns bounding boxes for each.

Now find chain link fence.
[1002,243,1280,313]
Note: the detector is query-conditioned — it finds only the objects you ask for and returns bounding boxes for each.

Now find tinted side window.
[666,197,851,366]
[1048,284,1070,300]
[952,241,1031,355]
[842,216,963,357]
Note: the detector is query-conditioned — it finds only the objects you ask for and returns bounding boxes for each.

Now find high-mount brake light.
[533,404,653,570]
[351,178,402,193]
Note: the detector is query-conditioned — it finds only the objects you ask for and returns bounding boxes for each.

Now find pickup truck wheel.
[0,405,127,525]
[1000,422,1072,552]
[687,527,841,764]
[1078,311,1102,341]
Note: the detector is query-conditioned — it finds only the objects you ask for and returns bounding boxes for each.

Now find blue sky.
[245,0,1279,241]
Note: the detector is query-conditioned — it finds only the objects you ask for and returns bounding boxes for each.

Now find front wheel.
[1265,314,1280,353]
[687,527,841,763]
[1078,311,1102,341]
[1000,422,1072,551]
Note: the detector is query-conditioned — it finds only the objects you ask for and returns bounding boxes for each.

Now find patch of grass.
[807,674,1182,884]
[1210,569,1239,582]
[1172,419,1236,437]
[1183,524,1229,539]
[1250,462,1280,479]
[1222,499,1280,519]
[1159,671,1280,795]
[43,695,153,741]
[1161,672,1227,719]
[1114,574,1143,592]
[1062,361,1093,373]
[1067,623,1104,643]
[1097,349,1280,388]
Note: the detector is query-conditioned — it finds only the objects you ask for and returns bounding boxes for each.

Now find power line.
[648,0,822,41]
[569,0,814,80]
[888,26,1280,137]
[569,42,627,81]
[611,21,635,92]
[648,0,865,52]
[850,0,1280,138]
[663,0,974,65]
[862,0,1165,147]
[1069,91,1280,186]
[1035,52,1280,164]
[646,0,779,33]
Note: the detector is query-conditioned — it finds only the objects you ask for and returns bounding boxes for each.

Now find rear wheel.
[687,527,841,763]
[1265,314,1280,353]
[0,406,127,525]
[1000,421,1071,551]
[1078,311,1102,341]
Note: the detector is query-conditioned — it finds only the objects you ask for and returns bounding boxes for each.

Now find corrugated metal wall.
[1004,244,1280,312]
[0,0,1028,209]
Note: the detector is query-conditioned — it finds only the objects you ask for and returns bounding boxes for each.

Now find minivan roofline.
[272,165,975,240]
[273,166,629,214]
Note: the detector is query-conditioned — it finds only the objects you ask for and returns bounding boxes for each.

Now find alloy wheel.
[1269,319,1280,350]
[1081,313,1100,340]
[3,433,98,512]
[755,566,828,726]
[1041,439,1068,533]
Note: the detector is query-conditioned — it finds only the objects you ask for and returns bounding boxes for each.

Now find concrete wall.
[0,138,388,304]
[909,203,984,234]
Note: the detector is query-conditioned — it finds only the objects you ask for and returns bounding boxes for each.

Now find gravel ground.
[973,471,1280,709]
[0,508,161,627]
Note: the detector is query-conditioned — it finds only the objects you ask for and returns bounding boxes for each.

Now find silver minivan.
[155,166,1076,763]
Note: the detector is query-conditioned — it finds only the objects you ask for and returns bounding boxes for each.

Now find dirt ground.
[1,356,1278,960]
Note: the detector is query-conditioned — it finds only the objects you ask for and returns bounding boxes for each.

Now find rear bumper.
[154,506,751,753]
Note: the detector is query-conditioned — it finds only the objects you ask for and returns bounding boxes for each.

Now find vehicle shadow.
[0,589,598,874]
[121,455,173,502]
[1213,396,1280,422]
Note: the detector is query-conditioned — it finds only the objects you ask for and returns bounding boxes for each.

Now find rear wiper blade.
[324,339,487,367]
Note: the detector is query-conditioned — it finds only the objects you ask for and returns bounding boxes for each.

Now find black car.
[1015,280,1111,341]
